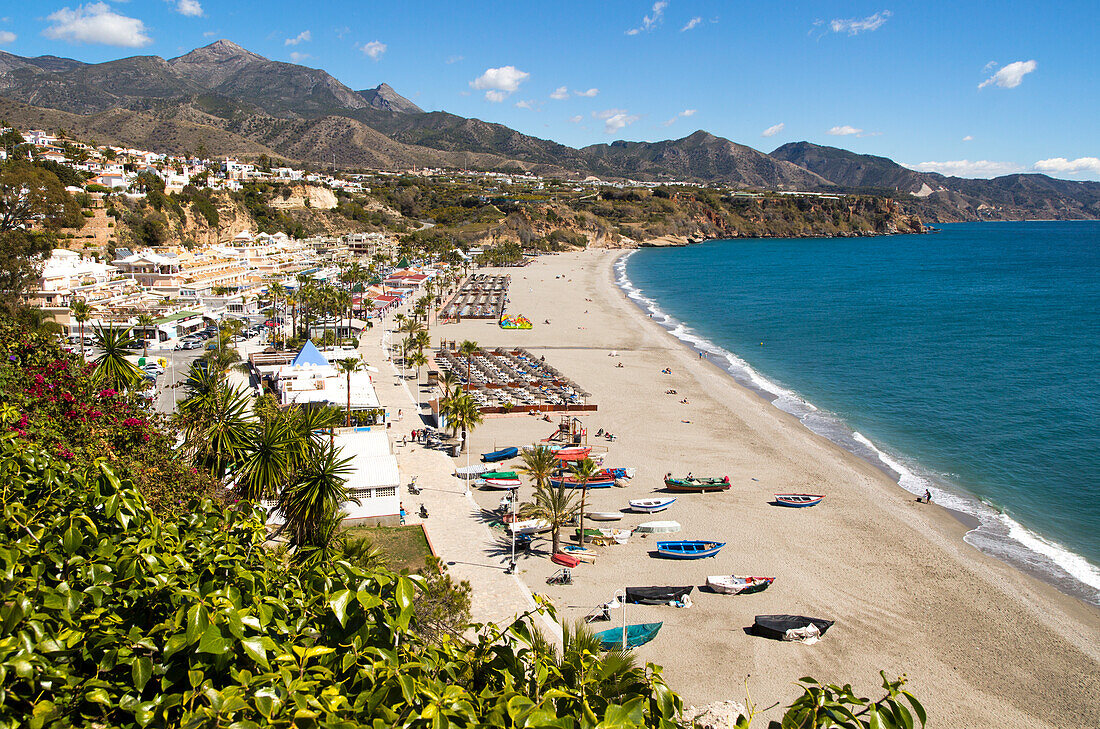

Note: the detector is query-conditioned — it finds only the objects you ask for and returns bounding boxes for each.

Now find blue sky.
[2,1,1098,180]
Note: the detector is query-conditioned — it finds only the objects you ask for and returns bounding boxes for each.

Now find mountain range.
[1,40,1097,222]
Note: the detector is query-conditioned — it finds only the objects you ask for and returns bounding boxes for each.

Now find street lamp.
[613,588,627,649]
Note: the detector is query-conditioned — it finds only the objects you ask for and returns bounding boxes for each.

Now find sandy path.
[433,250,1099,728]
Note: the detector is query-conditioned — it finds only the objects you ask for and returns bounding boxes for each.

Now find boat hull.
[595,622,663,650]
[551,552,581,568]
[664,477,730,493]
[706,575,775,595]
[586,512,623,521]
[655,540,725,559]
[629,498,676,513]
[550,477,616,489]
[481,447,519,463]
[625,586,694,605]
[774,494,825,508]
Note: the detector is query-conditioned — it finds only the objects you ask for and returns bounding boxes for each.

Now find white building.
[273,340,380,411]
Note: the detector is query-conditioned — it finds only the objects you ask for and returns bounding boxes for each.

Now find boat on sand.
[629,497,675,513]
[481,447,519,463]
[595,622,663,650]
[635,520,680,534]
[753,615,834,644]
[655,540,725,559]
[774,494,825,507]
[706,575,775,595]
[586,511,623,521]
[664,476,730,492]
[624,586,694,605]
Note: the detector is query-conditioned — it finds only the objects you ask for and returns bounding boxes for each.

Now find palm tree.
[277,442,355,551]
[269,281,287,347]
[519,446,575,554]
[569,458,601,551]
[91,325,143,391]
[69,299,91,359]
[136,313,155,359]
[439,370,463,401]
[414,329,431,355]
[407,350,427,405]
[458,339,479,384]
[335,358,361,427]
[181,381,255,479]
[553,622,642,702]
[442,392,482,452]
[231,417,294,502]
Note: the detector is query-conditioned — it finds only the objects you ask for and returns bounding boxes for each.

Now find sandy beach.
[425,249,1099,728]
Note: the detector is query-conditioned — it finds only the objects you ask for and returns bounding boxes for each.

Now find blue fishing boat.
[550,474,616,489]
[481,446,519,463]
[655,540,725,559]
[595,622,663,650]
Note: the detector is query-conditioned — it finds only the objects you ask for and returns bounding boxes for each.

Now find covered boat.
[607,467,636,480]
[655,540,725,559]
[595,622,663,650]
[706,575,775,595]
[586,511,623,521]
[455,464,491,479]
[753,615,834,644]
[774,494,825,508]
[482,471,522,488]
[561,545,597,563]
[481,447,519,463]
[635,520,681,534]
[629,497,676,513]
[664,476,730,492]
[625,586,694,605]
[551,552,581,568]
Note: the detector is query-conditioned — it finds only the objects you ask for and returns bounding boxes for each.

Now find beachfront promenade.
[358,311,558,637]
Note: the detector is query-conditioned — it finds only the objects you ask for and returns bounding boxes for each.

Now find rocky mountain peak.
[356,83,423,114]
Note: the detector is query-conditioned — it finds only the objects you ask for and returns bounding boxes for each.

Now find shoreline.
[613,248,1100,606]
[436,249,1099,727]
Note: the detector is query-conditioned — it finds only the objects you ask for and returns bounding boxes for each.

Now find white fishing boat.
[706,575,775,595]
[628,497,676,513]
[635,520,681,534]
[586,511,623,521]
[509,519,551,535]
[600,527,632,544]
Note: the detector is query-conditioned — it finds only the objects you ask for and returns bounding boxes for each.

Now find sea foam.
[614,251,1100,605]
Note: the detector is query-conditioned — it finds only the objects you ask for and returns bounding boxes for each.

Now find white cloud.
[43,2,152,47]
[0,30,15,44]
[202,30,217,37]
[568,115,583,123]
[594,108,639,134]
[979,59,1036,89]
[549,86,569,100]
[761,122,785,137]
[982,60,998,73]
[663,108,697,126]
[962,135,974,142]
[446,55,463,64]
[903,159,1025,178]
[175,0,203,17]
[285,30,311,46]
[681,16,702,31]
[1033,157,1100,175]
[515,99,538,110]
[827,10,892,35]
[289,51,310,63]
[626,1,667,35]
[574,88,599,97]
[470,65,529,102]
[827,125,862,136]
[359,40,387,60]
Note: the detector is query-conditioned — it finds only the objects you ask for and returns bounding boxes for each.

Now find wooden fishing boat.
[774,494,825,508]
[552,446,592,461]
[561,545,597,563]
[595,622,663,650]
[551,552,581,568]
[664,476,730,492]
[481,446,519,463]
[481,478,521,489]
[586,511,624,521]
[550,471,617,489]
[635,520,681,534]
[625,586,694,605]
[482,471,518,480]
[655,540,725,559]
[706,575,775,595]
[628,497,676,513]
[576,527,631,544]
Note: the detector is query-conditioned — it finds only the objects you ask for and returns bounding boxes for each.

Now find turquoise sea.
[619,222,1100,604]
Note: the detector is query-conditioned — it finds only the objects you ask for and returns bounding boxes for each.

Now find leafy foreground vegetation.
[0,319,927,728]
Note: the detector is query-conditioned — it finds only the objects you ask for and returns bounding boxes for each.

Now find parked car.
[143,363,164,376]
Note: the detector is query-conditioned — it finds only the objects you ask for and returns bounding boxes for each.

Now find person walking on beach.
[924,489,933,504]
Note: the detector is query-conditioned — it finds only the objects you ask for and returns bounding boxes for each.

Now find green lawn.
[345,525,433,573]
